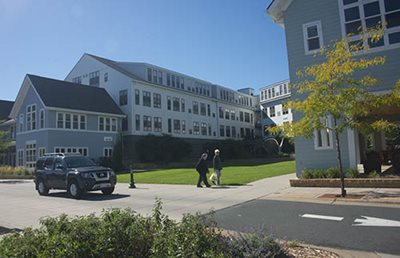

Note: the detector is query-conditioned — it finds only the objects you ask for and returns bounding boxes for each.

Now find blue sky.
[0,0,287,101]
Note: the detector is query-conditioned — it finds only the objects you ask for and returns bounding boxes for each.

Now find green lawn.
[117,160,295,185]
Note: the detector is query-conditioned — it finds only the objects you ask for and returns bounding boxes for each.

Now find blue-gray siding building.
[10,75,125,168]
[268,0,400,175]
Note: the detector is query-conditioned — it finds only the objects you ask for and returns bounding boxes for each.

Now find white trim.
[347,128,357,168]
[16,128,119,135]
[47,107,125,118]
[266,0,293,27]
[303,20,324,55]
[313,117,333,150]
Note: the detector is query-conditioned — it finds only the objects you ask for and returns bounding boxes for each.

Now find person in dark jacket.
[195,153,211,188]
[212,149,222,185]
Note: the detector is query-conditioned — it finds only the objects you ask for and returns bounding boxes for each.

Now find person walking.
[195,153,211,188]
[212,149,222,185]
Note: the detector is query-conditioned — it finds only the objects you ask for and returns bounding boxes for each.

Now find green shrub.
[0,166,33,179]
[300,169,314,179]
[313,169,326,178]
[0,199,282,258]
[346,168,360,178]
[368,171,380,178]
[325,167,340,178]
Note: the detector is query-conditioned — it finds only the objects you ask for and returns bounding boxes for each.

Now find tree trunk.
[333,119,346,197]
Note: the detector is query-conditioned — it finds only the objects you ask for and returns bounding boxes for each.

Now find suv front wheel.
[68,180,82,199]
[101,187,115,195]
[37,178,49,196]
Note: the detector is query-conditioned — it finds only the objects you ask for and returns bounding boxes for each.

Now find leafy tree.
[0,121,11,153]
[264,125,294,154]
[275,31,400,197]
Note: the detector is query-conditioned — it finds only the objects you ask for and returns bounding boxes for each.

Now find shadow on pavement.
[0,180,32,184]
[46,192,130,201]
[0,226,22,235]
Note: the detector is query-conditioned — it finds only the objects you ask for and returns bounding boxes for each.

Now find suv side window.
[54,158,64,170]
[44,158,55,170]
[36,159,45,170]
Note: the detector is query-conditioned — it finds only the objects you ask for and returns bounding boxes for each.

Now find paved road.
[0,174,292,229]
[213,199,400,255]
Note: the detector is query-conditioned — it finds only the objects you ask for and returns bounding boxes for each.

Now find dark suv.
[34,153,117,199]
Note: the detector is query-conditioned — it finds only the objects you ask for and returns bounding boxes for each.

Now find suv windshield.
[64,156,96,168]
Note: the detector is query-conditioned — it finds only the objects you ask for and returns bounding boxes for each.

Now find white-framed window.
[303,21,324,55]
[173,97,180,112]
[192,101,199,115]
[80,115,86,130]
[135,114,140,131]
[99,117,117,132]
[57,113,64,128]
[143,91,151,107]
[314,117,333,150]
[338,0,400,51]
[26,104,36,131]
[154,117,162,132]
[25,142,36,168]
[201,123,207,136]
[54,147,88,156]
[19,114,24,132]
[38,147,46,157]
[17,149,24,166]
[181,99,185,112]
[269,106,276,117]
[153,93,161,108]
[57,113,86,130]
[193,122,200,135]
[173,119,181,134]
[181,120,186,134]
[39,109,45,129]
[119,89,128,106]
[143,115,152,131]
[104,147,113,157]
[65,114,71,129]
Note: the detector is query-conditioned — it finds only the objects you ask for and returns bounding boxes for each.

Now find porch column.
[347,128,359,168]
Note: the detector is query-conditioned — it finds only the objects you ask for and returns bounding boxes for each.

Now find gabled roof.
[27,74,124,116]
[0,100,14,120]
[86,53,144,81]
[266,0,293,27]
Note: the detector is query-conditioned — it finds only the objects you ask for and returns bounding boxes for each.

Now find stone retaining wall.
[290,178,400,188]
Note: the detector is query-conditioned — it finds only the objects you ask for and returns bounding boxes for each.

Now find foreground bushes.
[0,200,282,258]
[0,166,33,179]
[300,167,360,179]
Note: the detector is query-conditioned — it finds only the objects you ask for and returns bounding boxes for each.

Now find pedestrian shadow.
[45,191,130,201]
[211,186,234,189]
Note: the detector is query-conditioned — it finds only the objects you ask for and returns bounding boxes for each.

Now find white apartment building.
[259,79,292,137]
[65,54,259,158]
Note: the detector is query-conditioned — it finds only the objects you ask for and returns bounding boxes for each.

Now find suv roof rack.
[43,153,65,157]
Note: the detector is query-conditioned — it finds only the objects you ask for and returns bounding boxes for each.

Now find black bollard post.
[129,165,136,189]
